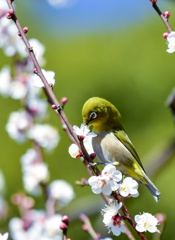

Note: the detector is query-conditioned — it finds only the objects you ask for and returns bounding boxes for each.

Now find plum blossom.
[27,124,59,150]
[88,164,122,195]
[73,124,97,138]
[21,148,49,195]
[118,177,139,198]
[68,143,81,158]
[68,137,94,158]
[166,31,175,53]
[26,97,47,119]
[6,110,32,143]
[9,211,62,240]
[101,164,122,187]
[44,215,62,237]
[30,69,55,88]
[102,201,125,236]
[49,180,75,206]
[135,213,160,233]
[88,175,113,195]
[0,66,11,97]
[0,233,8,240]
[0,0,9,17]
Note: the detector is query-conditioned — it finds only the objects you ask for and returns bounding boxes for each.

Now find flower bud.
[155,213,166,224]
[62,215,69,225]
[49,83,53,87]
[18,31,21,37]
[96,233,101,239]
[163,11,170,19]
[60,223,68,231]
[150,0,157,3]
[51,104,57,109]
[90,153,96,160]
[9,9,14,15]
[23,27,29,33]
[6,13,11,19]
[61,97,68,105]
[163,32,169,39]
[33,68,37,74]
[82,224,88,231]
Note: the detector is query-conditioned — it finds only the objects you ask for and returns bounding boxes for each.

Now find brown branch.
[152,3,172,33]
[5,1,146,239]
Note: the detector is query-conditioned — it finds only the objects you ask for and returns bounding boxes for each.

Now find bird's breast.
[92,130,134,174]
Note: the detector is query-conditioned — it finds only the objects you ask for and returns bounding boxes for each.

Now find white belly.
[92,130,134,175]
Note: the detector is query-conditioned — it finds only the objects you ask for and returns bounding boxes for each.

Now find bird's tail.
[142,170,161,202]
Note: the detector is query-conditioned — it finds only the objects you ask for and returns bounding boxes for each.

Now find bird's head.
[82,97,122,130]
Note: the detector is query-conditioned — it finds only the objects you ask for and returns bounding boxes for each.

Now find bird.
[82,97,160,202]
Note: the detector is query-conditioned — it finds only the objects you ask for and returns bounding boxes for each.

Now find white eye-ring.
[90,112,97,120]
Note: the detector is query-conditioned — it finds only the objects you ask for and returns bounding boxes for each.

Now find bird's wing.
[113,129,146,172]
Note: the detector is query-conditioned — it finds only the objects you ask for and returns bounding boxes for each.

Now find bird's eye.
[90,112,97,120]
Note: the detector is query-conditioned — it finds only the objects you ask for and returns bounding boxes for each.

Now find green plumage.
[82,97,160,202]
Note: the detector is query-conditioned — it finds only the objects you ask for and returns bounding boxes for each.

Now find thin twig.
[5,1,147,239]
[152,3,172,32]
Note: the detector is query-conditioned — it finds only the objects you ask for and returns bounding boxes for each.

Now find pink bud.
[6,13,11,19]
[9,9,14,15]
[90,153,96,160]
[163,11,170,19]
[155,213,166,224]
[33,68,37,74]
[60,223,68,231]
[51,104,57,109]
[61,97,68,105]
[96,233,101,239]
[23,27,29,33]
[49,83,53,87]
[82,224,88,231]
[150,0,157,3]
[21,197,34,210]
[11,193,23,205]
[163,32,169,39]
[62,215,69,225]
[67,239,71,240]
[18,31,21,37]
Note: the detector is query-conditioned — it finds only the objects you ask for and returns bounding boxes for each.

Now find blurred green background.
[0,0,175,239]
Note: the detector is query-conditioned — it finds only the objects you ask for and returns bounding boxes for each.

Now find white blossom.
[21,149,39,169]
[30,69,55,88]
[135,213,160,233]
[26,97,47,118]
[6,110,31,143]
[68,143,81,158]
[0,66,11,97]
[44,215,62,236]
[118,177,139,198]
[9,210,62,240]
[166,31,175,53]
[27,124,59,150]
[0,233,8,240]
[22,163,49,195]
[73,124,97,138]
[102,164,122,186]
[102,201,125,236]
[88,175,113,195]
[49,180,75,206]
[68,137,94,158]
[0,0,9,14]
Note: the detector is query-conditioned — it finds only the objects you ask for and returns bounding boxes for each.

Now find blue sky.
[23,0,168,36]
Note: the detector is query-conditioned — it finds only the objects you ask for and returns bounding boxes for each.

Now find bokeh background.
[1,0,175,239]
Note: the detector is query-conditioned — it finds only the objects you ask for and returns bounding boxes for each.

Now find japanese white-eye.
[82,97,160,202]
